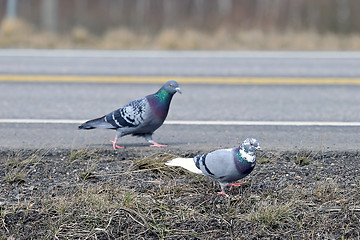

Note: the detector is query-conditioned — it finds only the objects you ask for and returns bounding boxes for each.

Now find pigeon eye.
[250,142,254,146]
[169,84,173,87]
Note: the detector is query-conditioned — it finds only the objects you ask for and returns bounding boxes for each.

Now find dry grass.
[3,150,46,184]
[0,150,359,239]
[1,18,360,50]
[248,198,295,231]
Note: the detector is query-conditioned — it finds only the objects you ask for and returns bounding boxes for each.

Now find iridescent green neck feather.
[236,151,248,163]
[155,89,171,103]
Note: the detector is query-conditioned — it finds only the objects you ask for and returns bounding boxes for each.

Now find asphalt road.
[0,50,359,152]
[0,50,360,77]
[1,82,360,152]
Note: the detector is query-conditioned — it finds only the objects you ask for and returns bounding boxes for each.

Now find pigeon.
[79,80,181,150]
[166,138,261,196]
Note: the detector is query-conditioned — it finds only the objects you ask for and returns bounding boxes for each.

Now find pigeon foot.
[149,142,168,148]
[217,190,229,197]
[229,182,245,191]
[110,140,124,150]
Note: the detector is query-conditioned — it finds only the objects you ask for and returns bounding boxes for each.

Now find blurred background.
[1,0,360,50]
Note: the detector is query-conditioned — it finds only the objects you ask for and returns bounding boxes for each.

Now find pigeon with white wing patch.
[79,80,181,150]
[166,138,261,196]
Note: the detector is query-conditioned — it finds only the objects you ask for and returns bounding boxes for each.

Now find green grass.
[4,170,27,184]
[78,168,97,180]
[69,148,94,162]
[293,152,311,166]
[3,150,45,184]
[248,199,295,231]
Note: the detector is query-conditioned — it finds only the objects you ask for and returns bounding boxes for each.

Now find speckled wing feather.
[78,97,149,130]
[104,98,148,128]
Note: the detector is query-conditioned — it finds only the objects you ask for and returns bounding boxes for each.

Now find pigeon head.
[240,138,262,153]
[162,80,181,95]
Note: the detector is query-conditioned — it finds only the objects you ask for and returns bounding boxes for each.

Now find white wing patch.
[166,158,203,174]
[112,112,121,126]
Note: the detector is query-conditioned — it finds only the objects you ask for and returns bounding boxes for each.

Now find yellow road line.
[0,75,360,85]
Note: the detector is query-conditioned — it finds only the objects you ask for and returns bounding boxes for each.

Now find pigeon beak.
[256,146,263,151]
[175,87,182,94]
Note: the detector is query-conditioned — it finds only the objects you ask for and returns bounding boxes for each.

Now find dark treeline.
[0,0,359,34]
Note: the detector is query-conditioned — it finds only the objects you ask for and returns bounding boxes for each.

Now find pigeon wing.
[105,98,148,128]
[195,149,240,182]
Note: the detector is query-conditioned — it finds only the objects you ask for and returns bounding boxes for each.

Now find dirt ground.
[0,147,359,239]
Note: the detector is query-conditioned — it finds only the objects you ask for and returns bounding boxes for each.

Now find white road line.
[165,120,360,126]
[1,119,360,127]
[0,119,85,124]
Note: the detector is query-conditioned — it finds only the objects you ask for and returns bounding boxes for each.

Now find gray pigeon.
[166,138,261,196]
[79,80,181,150]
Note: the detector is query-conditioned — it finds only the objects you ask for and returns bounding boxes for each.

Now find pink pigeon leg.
[145,135,167,148]
[217,190,229,197]
[229,182,245,191]
[149,141,168,148]
[109,137,124,150]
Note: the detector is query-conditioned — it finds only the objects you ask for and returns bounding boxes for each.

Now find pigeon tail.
[78,116,114,130]
[166,158,203,174]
